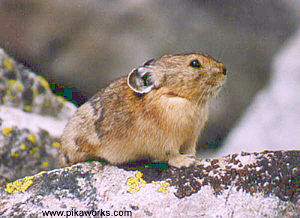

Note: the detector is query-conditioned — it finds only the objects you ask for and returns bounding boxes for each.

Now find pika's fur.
[59,53,226,168]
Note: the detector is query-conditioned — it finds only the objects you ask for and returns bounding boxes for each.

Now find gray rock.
[218,28,300,157]
[0,150,298,217]
[0,48,77,184]
[0,48,76,118]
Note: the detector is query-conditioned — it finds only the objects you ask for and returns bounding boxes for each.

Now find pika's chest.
[157,95,208,131]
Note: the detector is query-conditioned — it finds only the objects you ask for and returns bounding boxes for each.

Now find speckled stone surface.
[0,151,298,217]
[0,48,77,184]
[0,48,75,117]
[121,150,299,202]
[0,118,60,184]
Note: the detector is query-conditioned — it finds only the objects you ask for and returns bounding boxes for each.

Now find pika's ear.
[143,58,155,67]
[127,67,155,94]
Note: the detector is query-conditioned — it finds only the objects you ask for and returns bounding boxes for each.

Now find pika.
[59,53,226,168]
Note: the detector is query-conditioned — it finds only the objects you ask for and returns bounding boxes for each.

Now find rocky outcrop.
[0,150,299,217]
[0,48,76,184]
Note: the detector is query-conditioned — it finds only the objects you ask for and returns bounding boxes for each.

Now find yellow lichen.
[158,182,170,193]
[2,127,13,136]
[7,80,24,92]
[29,147,39,155]
[52,142,61,149]
[158,187,169,193]
[42,161,49,168]
[11,152,19,157]
[160,182,170,187]
[68,167,73,170]
[127,177,139,186]
[3,58,14,71]
[126,171,147,194]
[4,170,47,194]
[152,181,170,194]
[21,143,26,150]
[37,171,46,176]
[139,178,146,187]
[136,171,143,179]
[127,184,141,194]
[126,176,141,193]
[38,76,50,89]
[27,134,36,143]
[24,105,32,112]
[5,176,35,193]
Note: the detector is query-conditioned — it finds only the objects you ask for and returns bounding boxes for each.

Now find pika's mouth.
[205,74,226,87]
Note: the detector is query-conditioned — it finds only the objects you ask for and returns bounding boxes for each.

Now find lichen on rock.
[0,48,75,117]
[0,151,299,217]
[0,48,77,184]
[0,119,60,184]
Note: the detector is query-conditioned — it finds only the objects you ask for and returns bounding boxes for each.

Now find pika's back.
[59,53,226,168]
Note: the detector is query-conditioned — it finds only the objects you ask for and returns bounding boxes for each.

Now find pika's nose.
[222,65,227,75]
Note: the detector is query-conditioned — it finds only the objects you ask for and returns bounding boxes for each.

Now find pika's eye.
[190,59,202,68]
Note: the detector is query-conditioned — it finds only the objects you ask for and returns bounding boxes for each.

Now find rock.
[0,48,76,118]
[0,150,298,217]
[217,28,300,157]
[0,48,77,184]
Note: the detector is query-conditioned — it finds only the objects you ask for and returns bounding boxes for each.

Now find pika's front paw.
[168,154,195,168]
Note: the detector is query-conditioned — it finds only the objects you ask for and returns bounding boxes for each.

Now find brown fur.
[59,53,226,168]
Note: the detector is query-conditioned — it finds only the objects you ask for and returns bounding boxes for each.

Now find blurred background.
[0,0,299,154]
